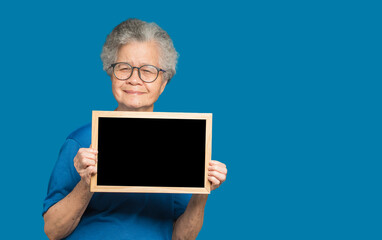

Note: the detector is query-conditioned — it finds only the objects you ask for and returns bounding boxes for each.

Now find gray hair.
[101,18,178,83]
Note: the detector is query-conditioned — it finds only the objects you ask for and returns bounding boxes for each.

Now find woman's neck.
[115,105,154,112]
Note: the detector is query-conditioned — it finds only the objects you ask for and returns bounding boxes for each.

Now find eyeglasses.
[110,62,166,83]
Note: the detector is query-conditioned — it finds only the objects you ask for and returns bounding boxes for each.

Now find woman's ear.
[159,79,168,95]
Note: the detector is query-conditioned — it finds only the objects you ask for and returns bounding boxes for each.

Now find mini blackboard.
[90,111,212,194]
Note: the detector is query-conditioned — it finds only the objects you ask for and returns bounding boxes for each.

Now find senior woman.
[43,19,227,240]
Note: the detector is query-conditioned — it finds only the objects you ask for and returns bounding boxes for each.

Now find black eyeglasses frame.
[109,62,166,83]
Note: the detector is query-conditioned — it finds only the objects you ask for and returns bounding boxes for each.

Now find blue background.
[0,0,381,239]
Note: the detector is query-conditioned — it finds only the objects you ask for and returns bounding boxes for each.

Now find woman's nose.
[127,68,143,85]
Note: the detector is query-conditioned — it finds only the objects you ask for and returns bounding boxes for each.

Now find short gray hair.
[101,18,178,83]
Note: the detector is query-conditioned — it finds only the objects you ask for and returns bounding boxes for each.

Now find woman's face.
[111,41,167,112]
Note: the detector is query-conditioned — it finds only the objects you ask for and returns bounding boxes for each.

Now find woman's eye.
[142,69,155,74]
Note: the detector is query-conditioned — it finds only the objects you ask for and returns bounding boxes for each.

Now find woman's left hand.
[208,160,227,191]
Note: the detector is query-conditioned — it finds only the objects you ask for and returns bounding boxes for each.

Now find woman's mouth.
[123,90,146,95]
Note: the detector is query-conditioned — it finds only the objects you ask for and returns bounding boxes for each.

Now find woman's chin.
[117,103,153,112]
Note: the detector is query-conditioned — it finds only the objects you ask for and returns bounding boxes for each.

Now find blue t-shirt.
[43,123,192,239]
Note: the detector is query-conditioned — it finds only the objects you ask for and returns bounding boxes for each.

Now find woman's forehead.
[117,41,160,66]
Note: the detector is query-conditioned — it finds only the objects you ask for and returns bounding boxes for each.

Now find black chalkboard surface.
[90,111,212,194]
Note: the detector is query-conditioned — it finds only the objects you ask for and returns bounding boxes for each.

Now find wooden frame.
[90,111,212,194]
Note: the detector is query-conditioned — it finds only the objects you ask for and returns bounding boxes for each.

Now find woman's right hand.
[73,148,98,186]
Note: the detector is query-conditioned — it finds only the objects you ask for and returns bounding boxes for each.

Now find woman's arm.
[43,148,97,240]
[43,180,93,240]
[172,160,227,240]
[172,194,208,240]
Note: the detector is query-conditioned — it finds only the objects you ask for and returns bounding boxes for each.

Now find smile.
[123,90,146,95]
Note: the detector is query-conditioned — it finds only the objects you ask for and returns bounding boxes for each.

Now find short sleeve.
[42,139,81,215]
[173,194,192,220]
